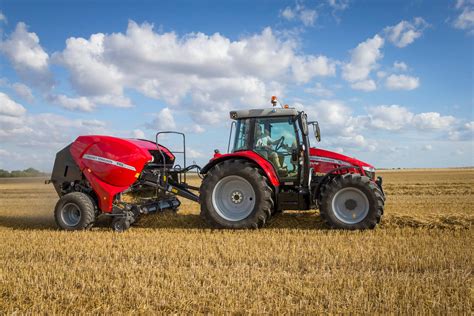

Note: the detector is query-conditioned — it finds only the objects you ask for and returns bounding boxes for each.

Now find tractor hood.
[309,147,375,174]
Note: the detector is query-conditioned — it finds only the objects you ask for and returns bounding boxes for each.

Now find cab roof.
[229,108,299,120]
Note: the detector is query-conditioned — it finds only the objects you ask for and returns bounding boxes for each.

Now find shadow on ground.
[0,211,471,231]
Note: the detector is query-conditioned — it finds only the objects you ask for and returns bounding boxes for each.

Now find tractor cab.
[228,108,315,187]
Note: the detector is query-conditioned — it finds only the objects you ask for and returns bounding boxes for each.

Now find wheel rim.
[331,187,369,224]
[212,175,256,222]
[60,202,82,227]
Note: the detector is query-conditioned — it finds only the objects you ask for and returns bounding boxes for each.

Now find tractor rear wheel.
[200,159,274,229]
[319,173,384,229]
[54,192,96,230]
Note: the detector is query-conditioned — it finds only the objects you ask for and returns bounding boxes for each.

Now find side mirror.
[313,121,321,142]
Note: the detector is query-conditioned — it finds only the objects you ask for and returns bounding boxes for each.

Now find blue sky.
[0,0,472,171]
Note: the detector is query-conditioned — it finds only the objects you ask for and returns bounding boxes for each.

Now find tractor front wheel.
[200,159,274,229]
[319,173,384,229]
[54,192,96,230]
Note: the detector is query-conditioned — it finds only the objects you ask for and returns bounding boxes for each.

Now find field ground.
[0,169,472,313]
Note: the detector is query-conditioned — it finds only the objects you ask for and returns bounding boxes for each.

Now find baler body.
[51,135,175,212]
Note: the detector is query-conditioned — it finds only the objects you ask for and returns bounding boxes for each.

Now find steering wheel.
[275,136,285,150]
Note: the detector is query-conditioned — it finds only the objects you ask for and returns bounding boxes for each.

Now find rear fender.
[201,151,280,188]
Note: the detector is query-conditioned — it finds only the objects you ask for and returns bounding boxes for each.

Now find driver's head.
[255,127,263,138]
[264,129,270,137]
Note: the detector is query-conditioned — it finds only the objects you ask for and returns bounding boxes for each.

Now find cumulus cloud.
[51,21,333,121]
[412,112,456,129]
[147,107,176,130]
[350,79,376,91]
[184,124,205,134]
[11,82,34,103]
[384,17,429,48]
[292,55,336,83]
[327,0,350,11]
[280,4,317,26]
[47,94,95,112]
[0,11,7,24]
[367,105,457,132]
[393,61,408,71]
[453,0,474,34]
[0,92,27,117]
[385,74,420,90]
[342,34,384,89]
[0,110,108,148]
[304,82,334,97]
[0,22,53,88]
[368,105,414,131]
[133,129,145,139]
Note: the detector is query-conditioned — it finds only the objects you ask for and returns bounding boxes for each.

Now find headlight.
[362,166,376,179]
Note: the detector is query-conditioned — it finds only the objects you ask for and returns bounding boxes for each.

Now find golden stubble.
[0,169,472,313]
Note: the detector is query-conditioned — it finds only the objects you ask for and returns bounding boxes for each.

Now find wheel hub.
[60,202,81,227]
[231,191,243,204]
[345,199,357,210]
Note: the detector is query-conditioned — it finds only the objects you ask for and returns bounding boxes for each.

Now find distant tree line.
[0,168,48,178]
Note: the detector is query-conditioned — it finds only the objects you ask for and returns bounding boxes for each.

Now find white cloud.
[0,92,26,117]
[280,4,317,26]
[133,129,145,139]
[0,111,108,148]
[350,79,376,91]
[342,34,384,83]
[300,9,318,26]
[0,11,6,24]
[376,71,387,78]
[327,0,350,11]
[148,107,176,130]
[368,105,414,131]
[52,22,333,120]
[384,17,429,48]
[304,82,333,97]
[0,22,52,88]
[393,61,408,71]
[453,0,474,34]
[184,124,205,134]
[188,148,204,158]
[53,33,125,99]
[367,105,459,134]
[385,74,420,90]
[412,112,456,130]
[292,55,336,83]
[47,94,95,112]
[11,82,34,103]
[422,144,433,151]
[281,7,296,20]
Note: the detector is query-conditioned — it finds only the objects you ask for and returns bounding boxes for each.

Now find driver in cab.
[255,128,287,171]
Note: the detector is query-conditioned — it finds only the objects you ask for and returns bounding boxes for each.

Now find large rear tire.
[200,159,274,229]
[54,192,96,230]
[319,173,384,230]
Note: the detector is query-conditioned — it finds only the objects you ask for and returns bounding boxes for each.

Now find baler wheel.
[319,173,384,229]
[54,192,96,230]
[200,159,274,229]
[112,218,131,232]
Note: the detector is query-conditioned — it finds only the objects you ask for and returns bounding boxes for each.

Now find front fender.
[201,151,280,187]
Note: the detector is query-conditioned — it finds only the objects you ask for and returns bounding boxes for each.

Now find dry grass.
[0,169,472,313]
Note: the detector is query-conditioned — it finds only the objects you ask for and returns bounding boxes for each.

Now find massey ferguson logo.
[83,154,136,171]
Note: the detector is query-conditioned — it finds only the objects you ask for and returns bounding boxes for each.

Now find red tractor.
[48,102,385,231]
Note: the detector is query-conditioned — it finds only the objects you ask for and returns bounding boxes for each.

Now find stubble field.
[0,169,472,313]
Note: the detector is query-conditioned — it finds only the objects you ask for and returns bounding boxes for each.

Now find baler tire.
[54,192,96,231]
[319,173,383,230]
[200,159,274,229]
